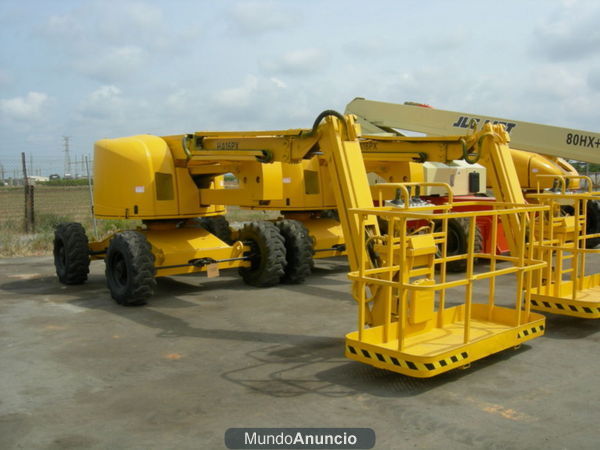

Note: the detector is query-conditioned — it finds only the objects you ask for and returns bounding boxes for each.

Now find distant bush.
[36,213,73,232]
[39,178,90,186]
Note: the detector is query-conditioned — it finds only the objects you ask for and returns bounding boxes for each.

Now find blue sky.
[1,0,599,175]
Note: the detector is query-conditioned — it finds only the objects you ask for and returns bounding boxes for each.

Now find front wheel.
[105,231,156,306]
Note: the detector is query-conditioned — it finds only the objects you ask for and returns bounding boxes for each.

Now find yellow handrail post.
[487,212,498,321]
[397,216,408,352]
[358,213,366,340]
[384,216,395,343]
[514,210,527,327]
[464,216,476,344]
[437,215,448,328]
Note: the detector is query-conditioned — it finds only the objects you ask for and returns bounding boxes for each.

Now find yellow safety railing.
[348,195,548,350]
[528,175,600,304]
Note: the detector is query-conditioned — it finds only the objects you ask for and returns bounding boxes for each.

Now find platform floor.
[572,286,600,302]
[373,317,514,357]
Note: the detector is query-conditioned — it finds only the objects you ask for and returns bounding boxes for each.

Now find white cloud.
[262,49,328,75]
[229,1,296,35]
[44,1,167,47]
[45,13,83,38]
[423,30,467,52]
[74,46,146,82]
[270,77,287,89]
[529,65,587,99]
[204,74,317,129]
[533,2,600,61]
[4,0,600,162]
[40,1,197,83]
[78,85,125,119]
[342,38,391,58]
[588,68,600,92]
[214,75,260,108]
[0,92,48,120]
[166,89,189,111]
[0,69,11,85]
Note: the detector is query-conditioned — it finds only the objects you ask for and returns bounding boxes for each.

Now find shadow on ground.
[0,263,571,400]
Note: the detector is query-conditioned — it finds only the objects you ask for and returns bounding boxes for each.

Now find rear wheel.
[194,215,232,244]
[276,219,313,284]
[238,221,286,287]
[561,201,600,249]
[105,231,156,306]
[54,222,90,284]
[585,200,600,249]
[437,218,483,273]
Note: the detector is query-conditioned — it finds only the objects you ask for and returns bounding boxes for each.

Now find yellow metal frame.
[346,189,548,377]
[89,223,250,278]
[527,175,600,318]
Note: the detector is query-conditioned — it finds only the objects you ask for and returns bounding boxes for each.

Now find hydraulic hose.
[309,110,347,138]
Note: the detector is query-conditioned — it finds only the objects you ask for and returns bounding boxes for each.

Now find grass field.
[1,185,91,223]
[0,186,280,257]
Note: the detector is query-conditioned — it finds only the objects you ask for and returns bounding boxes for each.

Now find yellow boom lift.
[53,112,547,377]
[345,99,600,319]
[223,99,599,282]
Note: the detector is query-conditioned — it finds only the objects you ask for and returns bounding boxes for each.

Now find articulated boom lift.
[222,99,599,279]
[346,98,600,319]
[54,111,548,377]
[347,98,600,247]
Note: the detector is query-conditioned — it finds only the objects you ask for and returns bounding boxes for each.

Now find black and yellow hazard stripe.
[346,344,469,373]
[531,299,600,317]
[516,324,545,339]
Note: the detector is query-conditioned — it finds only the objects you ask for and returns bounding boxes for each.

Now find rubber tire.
[105,231,156,306]
[54,222,90,285]
[438,218,483,273]
[275,219,313,284]
[320,209,339,221]
[194,215,232,244]
[238,221,286,287]
[585,200,600,249]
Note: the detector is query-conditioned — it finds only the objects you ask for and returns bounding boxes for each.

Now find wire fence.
[2,153,600,235]
[1,185,93,222]
[0,155,94,232]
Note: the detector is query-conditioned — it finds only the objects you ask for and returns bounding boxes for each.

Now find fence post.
[85,156,98,238]
[21,152,35,233]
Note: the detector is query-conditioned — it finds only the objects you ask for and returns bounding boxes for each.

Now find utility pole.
[63,136,71,176]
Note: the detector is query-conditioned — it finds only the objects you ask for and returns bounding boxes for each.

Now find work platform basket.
[345,184,548,377]
[527,175,600,319]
